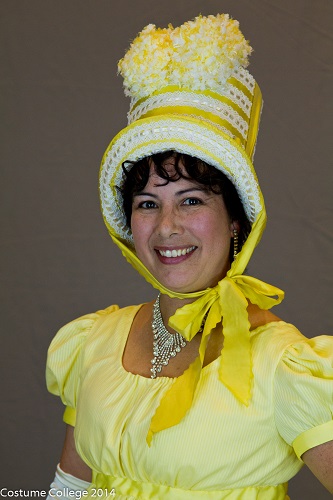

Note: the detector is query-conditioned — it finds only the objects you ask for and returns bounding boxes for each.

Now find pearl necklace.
[150,294,207,379]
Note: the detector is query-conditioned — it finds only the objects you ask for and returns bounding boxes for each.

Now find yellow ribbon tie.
[146,275,284,445]
[147,299,218,446]
[168,288,219,341]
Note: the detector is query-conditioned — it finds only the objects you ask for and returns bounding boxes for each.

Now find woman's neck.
[158,294,197,333]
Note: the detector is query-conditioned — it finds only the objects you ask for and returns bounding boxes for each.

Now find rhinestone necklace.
[150,294,207,379]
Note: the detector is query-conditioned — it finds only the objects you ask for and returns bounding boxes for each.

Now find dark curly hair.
[119,151,251,259]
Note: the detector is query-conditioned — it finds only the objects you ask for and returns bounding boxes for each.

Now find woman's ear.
[230,221,240,237]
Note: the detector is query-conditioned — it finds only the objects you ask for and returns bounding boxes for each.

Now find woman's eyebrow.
[133,187,206,198]
[175,187,207,196]
[133,191,158,198]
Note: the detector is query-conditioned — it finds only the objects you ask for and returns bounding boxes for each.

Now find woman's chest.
[122,302,224,379]
[75,346,294,489]
[74,307,300,489]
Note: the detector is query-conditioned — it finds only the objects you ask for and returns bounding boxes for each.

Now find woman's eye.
[182,198,202,206]
[138,200,157,209]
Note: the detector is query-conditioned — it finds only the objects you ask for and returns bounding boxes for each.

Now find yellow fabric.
[245,83,263,160]
[46,306,333,499]
[89,477,289,499]
[131,86,251,118]
[274,335,333,460]
[228,77,253,102]
[293,421,333,461]
[63,406,76,427]
[46,305,119,411]
[141,105,246,146]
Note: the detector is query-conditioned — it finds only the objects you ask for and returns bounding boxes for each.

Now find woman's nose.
[156,207,183,238]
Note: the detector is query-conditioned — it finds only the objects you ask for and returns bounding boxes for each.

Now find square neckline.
[117,303,286,383]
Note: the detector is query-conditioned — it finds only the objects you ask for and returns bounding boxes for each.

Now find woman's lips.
[155,246,197,264]
[157,246,196,258]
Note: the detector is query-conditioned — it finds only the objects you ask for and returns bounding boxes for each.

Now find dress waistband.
[90,473,290,500]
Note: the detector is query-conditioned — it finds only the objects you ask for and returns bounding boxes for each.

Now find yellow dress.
[46,304,333,500]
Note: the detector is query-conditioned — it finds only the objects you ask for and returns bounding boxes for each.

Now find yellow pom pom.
[118,14,252,100]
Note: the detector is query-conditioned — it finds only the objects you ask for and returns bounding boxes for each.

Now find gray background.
[1,1,332,498]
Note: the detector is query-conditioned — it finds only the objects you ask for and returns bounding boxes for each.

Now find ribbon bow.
[146,273,284,445]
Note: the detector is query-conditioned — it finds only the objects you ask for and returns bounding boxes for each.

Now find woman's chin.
[157,276,219,294]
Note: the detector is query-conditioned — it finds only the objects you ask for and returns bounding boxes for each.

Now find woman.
[46,14,333,499]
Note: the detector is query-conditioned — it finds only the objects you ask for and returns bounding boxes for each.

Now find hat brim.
[99,114,263,247]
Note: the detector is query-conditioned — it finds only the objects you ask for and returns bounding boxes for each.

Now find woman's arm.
[59,424,92,482]
[302,440,333,494]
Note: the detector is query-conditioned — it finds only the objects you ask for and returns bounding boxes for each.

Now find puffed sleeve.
[274,335,333,460]
[46,305,119,426]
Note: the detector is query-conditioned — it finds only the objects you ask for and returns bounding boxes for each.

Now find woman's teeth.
[158,246,196,258]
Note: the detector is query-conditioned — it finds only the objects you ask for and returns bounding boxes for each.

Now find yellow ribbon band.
[130,82,261,162]
[131,85,249,119]
[140,105,246,147]
[246,83,263,160]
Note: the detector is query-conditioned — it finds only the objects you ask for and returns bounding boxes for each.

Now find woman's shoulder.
[248,302,282,331]
[247,302,298,341]
[247,302,305,355]
[46,303,144,404]
[48,304,120,346]
[47,303,144,362]
[248,302,333,367]
[52,303,143,336]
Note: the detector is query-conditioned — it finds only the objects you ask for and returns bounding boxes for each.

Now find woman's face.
[131,161,234,293]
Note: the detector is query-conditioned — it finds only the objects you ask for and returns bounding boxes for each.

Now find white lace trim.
[128,91,249,140]
[225,85,252,116]
[100,118,262,244]
[233,68,256,93]
[163,112,236,142]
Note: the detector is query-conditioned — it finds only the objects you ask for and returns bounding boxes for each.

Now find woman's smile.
[155,245,197,261]
[131,164,234,293]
